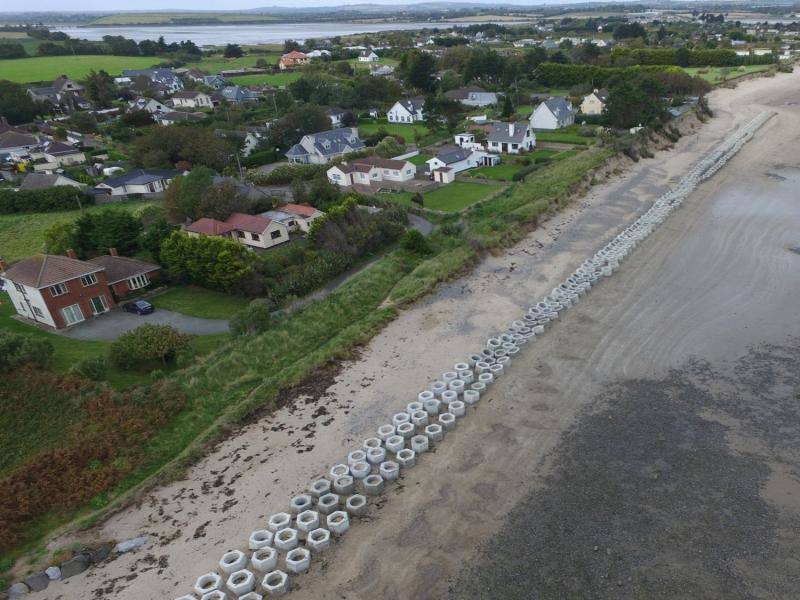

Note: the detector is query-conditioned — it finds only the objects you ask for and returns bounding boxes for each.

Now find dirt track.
[27,70,800,600]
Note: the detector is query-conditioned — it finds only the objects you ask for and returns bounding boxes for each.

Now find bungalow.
[444,86,499,107]
[306,49,332,59]
[286,128,365,165]
[0,250,160,330]
[261,203,325,233]
[157,111,206,126]
[580,88,610,115]
[426,146,499,175]
[219,86,260,104]
[279,51,310,70]
[369,64,395,77]
[387,97,425,124]
[27,76,85,110]
[93,169,178,196]
[486,122,536,154]
[186,213,291,249]
[122,68,184,93]
[30,140,86,171]
[359,50,380,62]
[20,172,84,190]
[171,90,213,109]
[128,98,170,115]
[530,97,575,130]
[327,156,416,188]
[0,130,39,159]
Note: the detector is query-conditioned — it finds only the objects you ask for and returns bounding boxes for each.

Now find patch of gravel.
[448,339,800,600]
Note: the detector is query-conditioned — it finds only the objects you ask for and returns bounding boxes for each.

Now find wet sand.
[27,70,800,599]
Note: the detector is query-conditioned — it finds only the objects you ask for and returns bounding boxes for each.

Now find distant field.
[0,200,155,262]
[0,55,159,83]
[0,32,63,57]
[683,64,772,84]
[185,53,281,73]
[90,12,280,25]
[224,71,302,86]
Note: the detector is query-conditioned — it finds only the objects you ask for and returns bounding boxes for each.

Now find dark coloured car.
[122,300,155,315]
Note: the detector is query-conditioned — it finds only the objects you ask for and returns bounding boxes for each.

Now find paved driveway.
[63,308,229,341]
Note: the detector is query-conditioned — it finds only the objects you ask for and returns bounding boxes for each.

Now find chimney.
[66,249,77,259]
[109,247,118,257]
[509,123,515,137]
[0,259,8,273]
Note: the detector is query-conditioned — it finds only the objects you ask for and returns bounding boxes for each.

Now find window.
[80,273,97,287]
[13,282,25,293]
[252,233,261,242]
[238,231,246,238]
[128,274,149,290]
[33,306,44,318]
[61,304,84,326]
[89,295,108,315]
[270,230,282,240]
[50,282,68,297]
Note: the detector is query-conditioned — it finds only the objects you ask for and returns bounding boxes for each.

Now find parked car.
[123,300,155,315]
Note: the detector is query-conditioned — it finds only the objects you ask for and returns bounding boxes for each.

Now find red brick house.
[0,250,160,329]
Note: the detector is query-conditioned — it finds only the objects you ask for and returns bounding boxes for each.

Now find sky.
[4,0,614,13]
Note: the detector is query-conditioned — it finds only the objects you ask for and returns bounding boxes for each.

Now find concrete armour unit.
[307,528,331,552]
[449,400,466,418]
[274,528,299,551]
[248,529,273,550]
[267,512,292,533]
[290,494,313,514]
[410,409,429,426]
[362,474,385,495]
[431,381,447,397]
[463,390,480,405]
[326,510,350,535]
[251,547,278,573]
[366,446,386,464]
[219,550,248,574]
[406,401,424,414]
[377,424,396,441]
[285,548,311,574]
[226,569,256,596]
[262,570,289,596]
[417,390,434,403]
[442,371,458,383]
[350,461,371,480]
[346,494,368,516]
[239,593,264,600]
[201,591,227,600]
[379,460,400,480]
[385,435,405,454]
[363,437,382,451]
[441,390,458,405]
[410,434,429,454]
[296,510,320,534]
[392,412,411,426]
[439,412,456,430]
[175,596,197,600]
[347,449,367,466]
[449,379,465,394]
[329,463,350,479]
[424,423,444,442]
[195,572,223,596]
[309,478,331,498]
[396,422,415,438]
[396,448,416,468]
[423,398,441,415]
[333,474,354,494]
[470,382,486,395]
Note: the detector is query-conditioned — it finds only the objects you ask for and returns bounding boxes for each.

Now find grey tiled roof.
[435,146,472,165]
[542,97,575,118]
[487,122,529,144]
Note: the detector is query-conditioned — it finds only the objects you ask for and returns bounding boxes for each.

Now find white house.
[444,86,499,107]
[261,203,325,233]
[20,173,84,190]
[454,132,476,147]
[326,107,349,128]
[327,156,416,187]
[579,88,609,115]
[530,97,575,130]
[29,140,86,171]
[128,98,170,115]
[387,98,425,124]
[93,169,178,196]
[359,50,380,62]
[426,146,499,175]
[486,122,536,154]
[171,91,213,109]
[185,213,291,249]
[286,128,365,164]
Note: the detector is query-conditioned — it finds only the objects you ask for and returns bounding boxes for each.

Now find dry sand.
[27,69,800,600]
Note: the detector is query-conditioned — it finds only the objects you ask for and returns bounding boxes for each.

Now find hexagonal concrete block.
[439,412,456,430]
[306,528,331,552]
[295,510,320,534]
[239,593,264,600]
[362,437,382,451]
[261,570,289,597]
[333,474,354,495]
[385,435,405,454]
[250,547,278,573]
[366,446,386,465]
[448,400,466,418]
[226,569,256,596]
[350,461,371,480]
[410,434,429,454]
[274,528,299,551]
[424,423,444,442]
[175,596,197,600]
[248,529,273,550]
[309,478,331,498]
[326,510,350,536]
[379,460,400,481]
[410,410,429,427]
[219,549,248,574]
[361,474,385,496]
[345,494,368,516]
[194,572,222,596]
[329,463,350,479]
[201,591,227,600]
[347,449,367,466]
[290,494,313,514]
[285,548,311,574]
[317,492,341,514]
[396,449,416,468]
[376,424,395,441]
[268,512,292,533]
[396,422,415,439]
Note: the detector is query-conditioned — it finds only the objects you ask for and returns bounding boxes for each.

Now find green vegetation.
[185,53,281,72]
[151,286,249,319]
[0,200,155,262]
[408,153,432,166]
[683,64,772,84]
[89,12,280,25]
[467,162,522,181]
[424,181,506,211]
[357,119,446,146]
[224,72,303,87]
[0,55,159,84]
[535,131,596,145]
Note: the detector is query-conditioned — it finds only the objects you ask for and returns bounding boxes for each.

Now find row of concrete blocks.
[173,112,773,600]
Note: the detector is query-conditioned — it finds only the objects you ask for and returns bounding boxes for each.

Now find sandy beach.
[27,69,800,600]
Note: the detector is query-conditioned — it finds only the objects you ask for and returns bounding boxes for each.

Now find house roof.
[282,50,308,60]
[225,212,273,234]
[0,130,38,150]
[20,173,80,190]
[1,254,102,289]
[160,111,205,123]
[487,122,530,144]
[185,217,235,236]
[281,203,319,218]
[444,85,487,100]
[101,169,178,188]
[353,156,410,170]
[398,97,425,112]
[592,88,610,102]
[540,96,575,118]
[299,128,365,158]
[434,146,472,165]
[172,90,207,99]
[87,255,160,284]
[37,140,82,156]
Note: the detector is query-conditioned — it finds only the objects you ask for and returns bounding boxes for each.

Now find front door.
[61,303,84,326]
[90,295,109,315]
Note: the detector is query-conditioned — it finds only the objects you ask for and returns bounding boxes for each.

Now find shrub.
[0,187,91,215]
[230,298,274,336]
[0,331,53,369]
[109,324,191,369]
[400,230,431,254]
[247,163,327,186]
[70,355,108,381]
[440,222,463,236]
[519,157,531,166]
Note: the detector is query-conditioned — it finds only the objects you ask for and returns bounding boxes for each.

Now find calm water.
[55,22,509,46]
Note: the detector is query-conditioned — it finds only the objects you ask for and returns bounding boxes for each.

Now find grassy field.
[467,162,522,181]
[535,131,596,145]
[185,53,281,73]
[0,55,159,84]
[683,64,772,84]
[0,32,56,56]
[358,119,448,146]
[90,12,280,25]
[151,286,249,319]
[225,71,302,86]
[0,200,156,262]
[424,181,506,211]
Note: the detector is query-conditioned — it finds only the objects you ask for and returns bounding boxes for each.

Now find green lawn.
[408,153,432,166]
[150,286,248,319]
[535,131,596,145]
[225,71,302,86]
[358,119,447,146]
[0,200,156,262]
[529,149,562,160]
[424,181,506,212]
[467,163,522,181]
[0,55,160,84]
[683,64,772,84]
[185,53,281,73]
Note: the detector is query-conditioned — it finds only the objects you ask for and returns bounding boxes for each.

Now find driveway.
[63,308,229,341]
[408,213,434,236]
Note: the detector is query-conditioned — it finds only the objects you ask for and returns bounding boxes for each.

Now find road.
[25,70,800,600]
[62,308,229,341]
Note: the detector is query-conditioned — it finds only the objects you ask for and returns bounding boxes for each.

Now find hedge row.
[247,163,328,186]
[0,187,92,214]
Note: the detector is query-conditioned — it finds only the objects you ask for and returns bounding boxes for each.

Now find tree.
[67,111,98,134]
[198,180,250,221]
[159,231,255,291]
[230,299,273,336]
[224,43,243,58]
[83,69,116,109]
[0,80,45,124]
[500,94,514,119]
[0,43,27,59]
[412,192,424,207]
[139,217,177,263]
[132,126,235,171]
[43,221,77,255]
[605,77,666,129]
[267,105,331,152]
[73,209,143,258]
[373,136,404,158]
[0,331,53,369]
[283,39,301,53]
[163,166,215,222]
[109,323,190,368]
[400,51,437,92]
